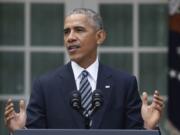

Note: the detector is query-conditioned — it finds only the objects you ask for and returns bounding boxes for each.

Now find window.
[0,0,168,134]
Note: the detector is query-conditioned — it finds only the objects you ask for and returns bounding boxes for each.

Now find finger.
[19,99,26,113]
[151,90,162,106]
[6,115,15,122]
[153,95,164,103]
[153,99,164,106]
[5,101,15,117]
[154,104,164,113]
[4,111,15,125]
[153,94,164,102]
[6,98,14,107]
[4,107,14,118]
[154,90,160,96]
[5,98,13,109]
[6,98,12,105]
[153,98,164,108]
[153,91,164,107]
[142,91,148,106]
[5,102,14,112]
[5,103,13,112]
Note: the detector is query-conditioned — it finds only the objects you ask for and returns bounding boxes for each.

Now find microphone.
[70,91,82,111]
[70,89,103,129]
[70,90,90,129]
[70,89,103,114]
[91,89,103,114]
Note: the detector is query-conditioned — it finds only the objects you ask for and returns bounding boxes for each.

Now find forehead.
[64,14,95,28]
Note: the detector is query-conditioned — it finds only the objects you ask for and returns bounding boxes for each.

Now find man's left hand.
[141,90,164,129]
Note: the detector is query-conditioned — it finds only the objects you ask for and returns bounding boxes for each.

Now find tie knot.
[82,70,88,77]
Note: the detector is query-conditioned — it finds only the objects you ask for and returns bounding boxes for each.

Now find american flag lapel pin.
[105,85,110,88]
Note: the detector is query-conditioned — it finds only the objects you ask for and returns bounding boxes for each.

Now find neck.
[73,57,97,69]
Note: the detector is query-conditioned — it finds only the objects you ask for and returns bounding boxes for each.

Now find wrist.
[144,122,158,130]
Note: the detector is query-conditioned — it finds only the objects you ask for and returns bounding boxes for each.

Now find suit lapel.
[92,63,113,128]
[58,62,84,128]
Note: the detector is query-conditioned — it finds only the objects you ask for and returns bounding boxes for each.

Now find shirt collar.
[71,57,99,82]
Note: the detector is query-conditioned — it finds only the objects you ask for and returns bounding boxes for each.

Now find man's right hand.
[4,98,27,132]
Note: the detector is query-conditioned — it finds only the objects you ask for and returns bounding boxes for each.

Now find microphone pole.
[84,113,91,129]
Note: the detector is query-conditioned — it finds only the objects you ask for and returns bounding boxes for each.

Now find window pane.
[0,3,24,45]
[139,53,167,94]
[0,101,9,135]
[100,4,132,47]
[100,53,132,74]
[31,53,64,83]
[139,4,168,47]
[0,52,24,94]
[31,4,64,46]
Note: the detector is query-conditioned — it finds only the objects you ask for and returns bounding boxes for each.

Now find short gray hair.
[66,8,104,30]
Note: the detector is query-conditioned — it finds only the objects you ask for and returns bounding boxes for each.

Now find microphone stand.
[84,113,91,129]
[83,89,103,129]
[70,91,90,129]
[70,90,103,129]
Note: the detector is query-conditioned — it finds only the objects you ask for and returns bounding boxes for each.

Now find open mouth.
[67,45,80,52]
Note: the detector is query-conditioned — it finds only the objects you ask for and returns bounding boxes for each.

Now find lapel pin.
[105,85,110,88]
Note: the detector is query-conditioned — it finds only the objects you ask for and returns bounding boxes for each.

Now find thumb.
[142,92,148,106]
[19,100,26,113]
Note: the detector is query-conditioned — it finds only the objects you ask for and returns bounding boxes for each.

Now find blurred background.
[0,0,179,134]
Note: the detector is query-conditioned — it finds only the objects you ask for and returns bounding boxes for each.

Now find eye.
[64,28,70,35]
[75,27,85,33]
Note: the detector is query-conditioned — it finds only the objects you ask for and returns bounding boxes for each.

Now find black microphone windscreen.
[92,89,103,109]
[70,91,81,110]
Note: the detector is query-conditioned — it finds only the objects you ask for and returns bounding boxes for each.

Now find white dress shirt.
[71,58,99,92]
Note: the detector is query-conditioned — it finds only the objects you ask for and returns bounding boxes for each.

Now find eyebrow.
[64,26,86,31]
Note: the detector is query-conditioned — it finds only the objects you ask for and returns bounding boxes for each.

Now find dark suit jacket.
[26,62,144,129]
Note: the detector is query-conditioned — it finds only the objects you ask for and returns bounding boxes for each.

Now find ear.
[96,29,106,45]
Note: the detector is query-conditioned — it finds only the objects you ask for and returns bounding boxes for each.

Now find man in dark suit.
[4,8,164,132]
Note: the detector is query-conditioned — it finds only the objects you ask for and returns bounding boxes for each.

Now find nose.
[67,31,77,43]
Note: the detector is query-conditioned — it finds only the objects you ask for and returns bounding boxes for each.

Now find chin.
[69,56,80,63]
[69,53,86,65]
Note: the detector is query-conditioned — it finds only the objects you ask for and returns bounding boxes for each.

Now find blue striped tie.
[79,70,92,116]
